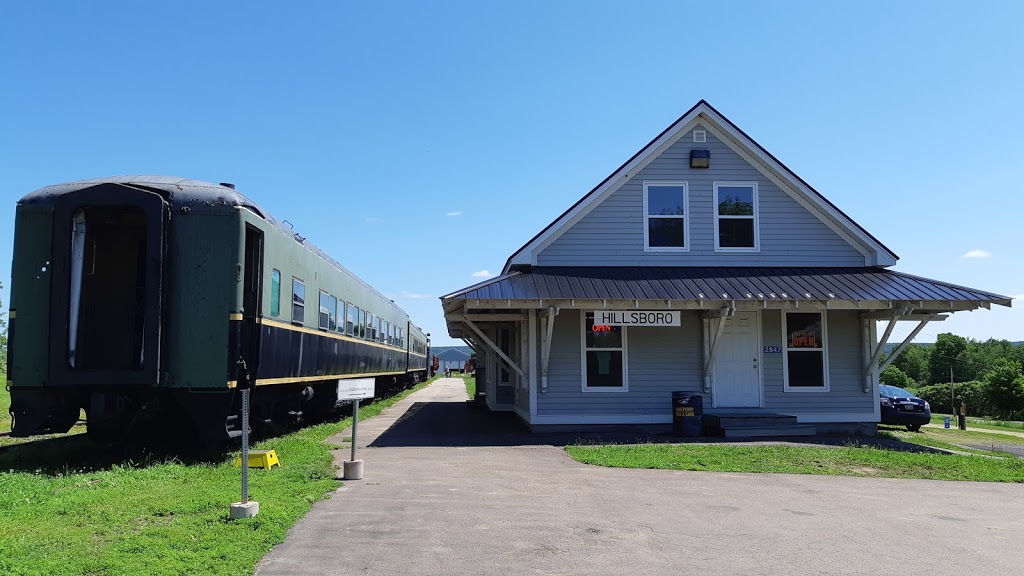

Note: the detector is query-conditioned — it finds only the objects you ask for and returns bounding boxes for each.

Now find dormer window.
[643,181,688,251]
[714,182,759,251]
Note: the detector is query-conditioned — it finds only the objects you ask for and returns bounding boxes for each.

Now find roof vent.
[693,130,706,143]
[220,182,236,189]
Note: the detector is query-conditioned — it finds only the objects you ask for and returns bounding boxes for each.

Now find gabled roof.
[503,100,898,272]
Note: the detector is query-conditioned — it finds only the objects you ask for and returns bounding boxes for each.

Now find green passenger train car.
[8,176,429,441]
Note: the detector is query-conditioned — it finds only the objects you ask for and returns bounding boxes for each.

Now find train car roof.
[20,175,414,321]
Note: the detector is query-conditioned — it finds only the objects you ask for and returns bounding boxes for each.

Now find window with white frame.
[714,182,758,250]
[292,278,305,325]
[318,291,331,330]
[643,182,688,250]
[783,312,829,390]
[582,312,627,391]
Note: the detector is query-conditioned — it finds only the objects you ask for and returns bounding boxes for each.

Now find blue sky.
[1,1,1021,346]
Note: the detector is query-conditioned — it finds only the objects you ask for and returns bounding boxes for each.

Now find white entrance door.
[713,312,761,408]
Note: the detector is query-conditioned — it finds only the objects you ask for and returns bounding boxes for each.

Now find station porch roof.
[442,267,1011,308]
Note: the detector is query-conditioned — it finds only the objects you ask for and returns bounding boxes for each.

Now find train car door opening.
[50,184,167,386]
[240,225,264,384]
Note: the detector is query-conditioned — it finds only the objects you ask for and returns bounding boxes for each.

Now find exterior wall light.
[689,149,710,169]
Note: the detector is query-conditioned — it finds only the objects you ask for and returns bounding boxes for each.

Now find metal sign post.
[339,378,375,481]
[350,399,359,464]
[241,389,250,502]
[230,387,260,519]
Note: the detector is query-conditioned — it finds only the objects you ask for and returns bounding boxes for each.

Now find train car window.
[328,295,338,331]
[342,295,350,332]
[367,313,374,341]
[358,309,366,338]
[270,269,281,317]
[347,304,356,336]
[292,278,305,324]
[318,291,330,330]
[375,317,383,343]
[382,320,389,345]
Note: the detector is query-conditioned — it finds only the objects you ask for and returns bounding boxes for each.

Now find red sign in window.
[790,330,818,348]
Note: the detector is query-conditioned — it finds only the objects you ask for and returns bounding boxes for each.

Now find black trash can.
[672,392,703,436]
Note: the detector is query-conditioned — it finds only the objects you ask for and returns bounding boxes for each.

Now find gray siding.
[537,125,865,267]
[536,309,873,420]
[761,309,873,415]
[538,310,702,416]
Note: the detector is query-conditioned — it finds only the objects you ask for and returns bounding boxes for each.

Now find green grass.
[917,426,1024,445]
[464,375,476,399]
[929,414,1024,432]
[880,424,1024,459]
[878,431,1006,456]
[0,376,438,576]
[566,442,1024,483]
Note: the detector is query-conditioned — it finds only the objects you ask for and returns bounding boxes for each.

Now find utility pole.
[950,366,954,415]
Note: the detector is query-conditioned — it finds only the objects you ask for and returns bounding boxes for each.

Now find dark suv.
[880,385,931,432]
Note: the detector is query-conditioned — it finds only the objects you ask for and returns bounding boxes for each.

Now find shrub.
[982,360,1024,420]
[914,381,988,416]
[880,366,916,390]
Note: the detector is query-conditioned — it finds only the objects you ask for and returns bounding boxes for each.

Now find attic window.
[693,130,706,143]
[714,182,759,251]
[644,181,688,251]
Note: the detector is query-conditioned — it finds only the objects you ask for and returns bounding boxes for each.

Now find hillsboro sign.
[592,310,681,327]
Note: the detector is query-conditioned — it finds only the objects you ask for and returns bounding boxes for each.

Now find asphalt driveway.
[257,378,1024,576]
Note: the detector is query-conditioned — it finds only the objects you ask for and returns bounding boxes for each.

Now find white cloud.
[962,249,991,259]
[398,291,431,300]
[365,217,381,224]
[1012,294,1024,302]
[445,211,463,217]
[471,269,493,278]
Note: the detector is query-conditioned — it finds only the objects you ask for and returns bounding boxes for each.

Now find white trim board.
[503,100,897,272]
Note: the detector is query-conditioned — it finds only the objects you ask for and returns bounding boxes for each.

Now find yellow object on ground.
[235,449,281,470]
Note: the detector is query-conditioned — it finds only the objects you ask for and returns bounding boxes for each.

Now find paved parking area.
[257,378,1024,576]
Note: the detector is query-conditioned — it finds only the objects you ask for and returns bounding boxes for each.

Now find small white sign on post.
[339,378,375,481]
[338,378,376,400]
[592,310,682,327]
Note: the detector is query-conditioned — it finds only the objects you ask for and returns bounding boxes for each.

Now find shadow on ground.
[0,432,236,475]
[370,401,948,454]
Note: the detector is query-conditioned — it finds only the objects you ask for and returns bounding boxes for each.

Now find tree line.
[881,333,1024,420]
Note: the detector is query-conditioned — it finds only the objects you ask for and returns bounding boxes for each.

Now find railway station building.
[441,101,1010,434]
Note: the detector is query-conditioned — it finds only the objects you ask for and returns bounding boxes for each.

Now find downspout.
[540,306,559,393]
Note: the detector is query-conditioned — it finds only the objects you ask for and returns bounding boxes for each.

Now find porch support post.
[528,309,538,417]
[456,315,526,378]
[702,307,734,392]
[539,307,559,393]
[862,318,873,393]
[864,310,900,379]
